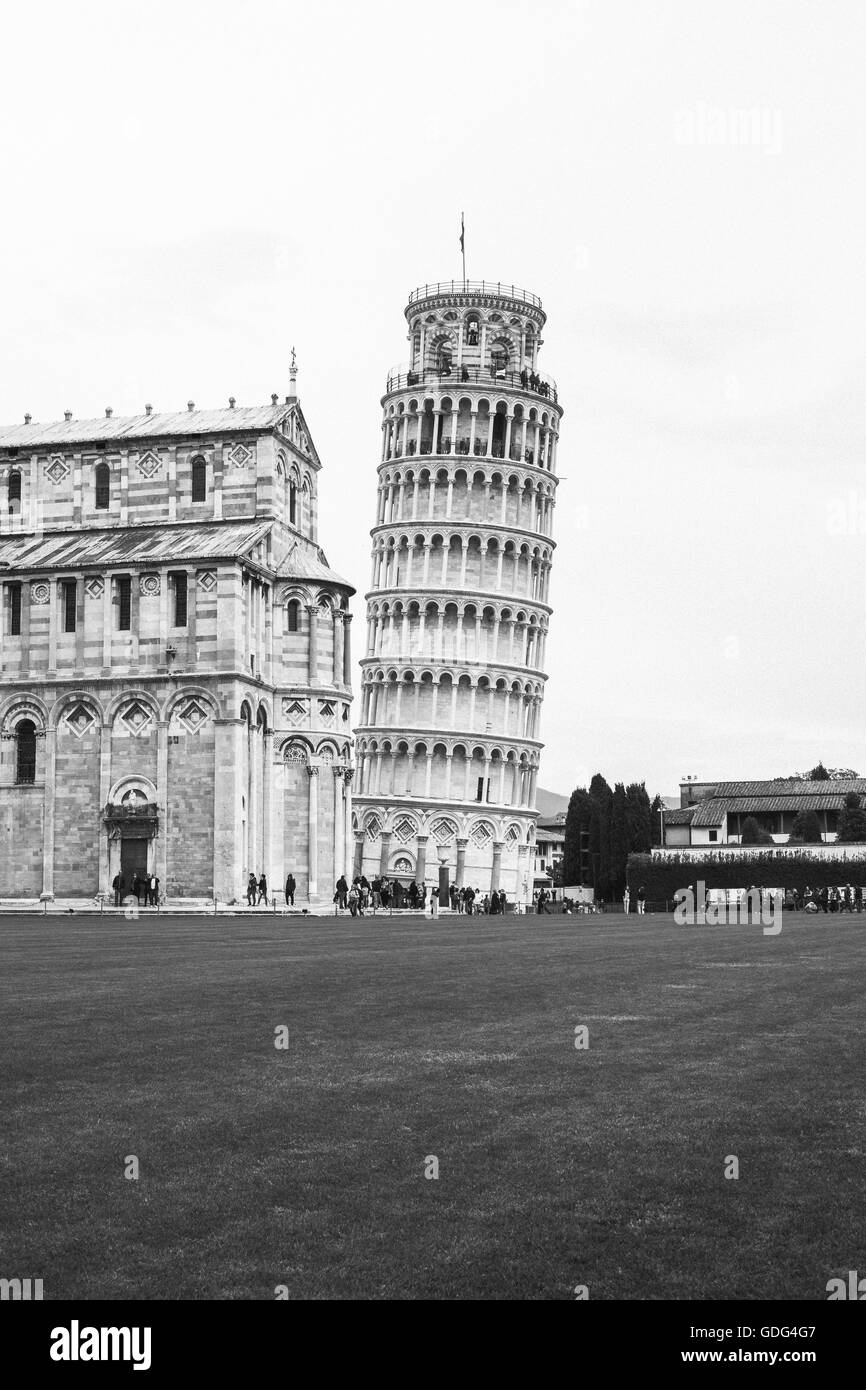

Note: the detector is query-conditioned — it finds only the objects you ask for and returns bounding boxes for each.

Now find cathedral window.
[171,572,188,627]
[8,469,21,512]
[8,583,22,635]
[117,576,131,630]
[62,580,77,633]
[95,462,110,510]
[15,719,36,784]
[191,455,207,502]
[289,481,297,525]
[287,599,300,633]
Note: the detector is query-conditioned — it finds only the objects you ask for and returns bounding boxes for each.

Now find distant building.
[0,368,354,905]
[661,777,866,847]
[533,811,565,885]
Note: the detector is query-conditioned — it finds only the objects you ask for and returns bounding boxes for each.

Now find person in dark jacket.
[335,875,348,910]
[247,873,257,906]
[257,873,268,906]
[285,872,296,907]
[818,885,829,914]
[112,873,125,907]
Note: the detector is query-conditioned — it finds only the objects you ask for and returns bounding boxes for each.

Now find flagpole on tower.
[460,212,466,287]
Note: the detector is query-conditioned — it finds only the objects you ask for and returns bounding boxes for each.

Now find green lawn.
[0,910,862,1300]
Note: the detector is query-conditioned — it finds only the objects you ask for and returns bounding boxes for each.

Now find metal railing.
[385,364,557,402]
[408,280,543,309]
[389,437,541,465]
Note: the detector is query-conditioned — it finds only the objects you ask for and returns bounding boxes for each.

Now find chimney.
[64,410,72,422]
[24,413,31,424]
[187,400,195,412]
[145,403,153,416]
[105,407,113,418]
[271,393,278,406]
[229,396,236,409]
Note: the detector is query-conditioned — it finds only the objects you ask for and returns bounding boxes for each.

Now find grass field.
[1,910,863,1300]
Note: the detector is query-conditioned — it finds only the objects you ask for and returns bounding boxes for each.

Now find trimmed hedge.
[627,850,866,900]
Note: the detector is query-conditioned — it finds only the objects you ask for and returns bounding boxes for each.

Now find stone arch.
[0,693,48,733]
[106,688,160,727]
[108,773,158,804]
[162,685,220,724]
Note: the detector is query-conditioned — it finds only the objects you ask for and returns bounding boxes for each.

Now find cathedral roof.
[0,403,325,461]
[0,405,293,450]
[273,540,353,591]
[0,519,273,571]
[0,520,355,592]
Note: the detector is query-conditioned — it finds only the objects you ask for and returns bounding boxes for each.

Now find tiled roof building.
[0,370,354,905]
[662,777,865,847]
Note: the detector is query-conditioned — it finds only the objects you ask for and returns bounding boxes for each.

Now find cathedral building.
[352,280,563,904]
[0,365,354,905]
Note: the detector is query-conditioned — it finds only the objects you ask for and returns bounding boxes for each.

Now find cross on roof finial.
[290,345,297,370]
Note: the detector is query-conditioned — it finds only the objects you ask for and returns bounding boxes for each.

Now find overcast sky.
[1,0,864,798]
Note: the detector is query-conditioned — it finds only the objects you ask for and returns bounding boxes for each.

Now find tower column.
[415,834,428,885]
[333,609,345,684]
[343,613,353,686]
[491,840,504,892]
[307,766,319,899]
[455,837,468,889]
[306,604,319,684]
[379,829,392,878]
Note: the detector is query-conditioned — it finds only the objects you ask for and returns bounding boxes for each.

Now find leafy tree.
[739,815,775,846]
[650,793,665,846]
[626,783,653,854]
[788,809,824,845]
[563,788,594,883]
[564,775,658,896]
[807,763,831,781]
[588,773,613,897]
[835,793,866,843]
[609,783,631,898]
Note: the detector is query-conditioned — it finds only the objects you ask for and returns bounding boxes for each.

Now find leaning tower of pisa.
[352,279,563,906]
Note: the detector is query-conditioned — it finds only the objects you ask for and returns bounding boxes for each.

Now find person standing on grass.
[637,885,646,915]
[818,885,829,914]
[285,872,296,907]
[856,884,863,913]
[536,886,550,914]
[348,883,360,917]
[335,874,348,910]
